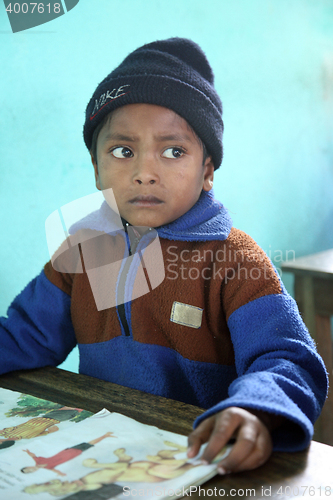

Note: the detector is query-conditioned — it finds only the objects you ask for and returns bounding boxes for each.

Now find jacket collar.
[156,190,232,242]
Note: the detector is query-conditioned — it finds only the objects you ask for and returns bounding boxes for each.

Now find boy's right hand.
[187,407,273,474]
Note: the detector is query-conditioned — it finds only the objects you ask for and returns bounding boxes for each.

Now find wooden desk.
[281,249,333,446]
[0,366,332,499]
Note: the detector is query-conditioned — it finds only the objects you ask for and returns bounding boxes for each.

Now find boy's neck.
[121,217,154,254]
[121,217,154,236]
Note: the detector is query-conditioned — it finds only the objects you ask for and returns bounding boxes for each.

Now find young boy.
[0,38,328,475]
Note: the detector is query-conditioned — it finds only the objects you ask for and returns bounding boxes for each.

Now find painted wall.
[1,0,332,373]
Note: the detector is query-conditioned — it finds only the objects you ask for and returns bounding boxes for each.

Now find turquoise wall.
[1,0,333,373]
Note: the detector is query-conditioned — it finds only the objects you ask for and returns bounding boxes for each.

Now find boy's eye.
[162,147,185,159]
[111,147,133,158]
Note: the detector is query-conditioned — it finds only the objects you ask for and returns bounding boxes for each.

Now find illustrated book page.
[0,388,230,499]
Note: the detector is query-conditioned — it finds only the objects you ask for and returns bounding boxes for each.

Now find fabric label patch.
[170,301,203,329]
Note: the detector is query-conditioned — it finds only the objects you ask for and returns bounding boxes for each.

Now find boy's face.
[92,104,214,228]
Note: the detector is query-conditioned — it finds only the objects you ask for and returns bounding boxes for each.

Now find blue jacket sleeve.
[0,270,76,374]
[193,290,328,452]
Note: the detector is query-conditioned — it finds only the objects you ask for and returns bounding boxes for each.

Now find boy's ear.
[90,152,101,191]
[202,156,214,192]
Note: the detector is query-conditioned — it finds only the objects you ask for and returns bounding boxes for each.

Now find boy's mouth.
[129,195,164,207]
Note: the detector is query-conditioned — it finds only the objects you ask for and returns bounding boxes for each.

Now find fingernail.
[200,459,209,465]
[218,466,227,475]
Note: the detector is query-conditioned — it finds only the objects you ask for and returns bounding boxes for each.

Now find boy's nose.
[133,156,160,185]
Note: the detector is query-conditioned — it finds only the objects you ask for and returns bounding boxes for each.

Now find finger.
[187,416,215,458]
[217,436,256,474]
[218,422,272,474]
[223,427,273,473]
[200,411,242,463]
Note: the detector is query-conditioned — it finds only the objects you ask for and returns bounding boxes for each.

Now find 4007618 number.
[276,485,332,496]
[5,3,61,14]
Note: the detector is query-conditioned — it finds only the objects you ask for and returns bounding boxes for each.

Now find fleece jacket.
[0,190,328,452]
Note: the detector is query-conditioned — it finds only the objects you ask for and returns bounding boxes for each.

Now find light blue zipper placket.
[123,230,156,337]
[115,229,133,336]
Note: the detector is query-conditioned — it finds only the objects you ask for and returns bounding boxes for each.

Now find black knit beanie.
[83,38,223,169]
